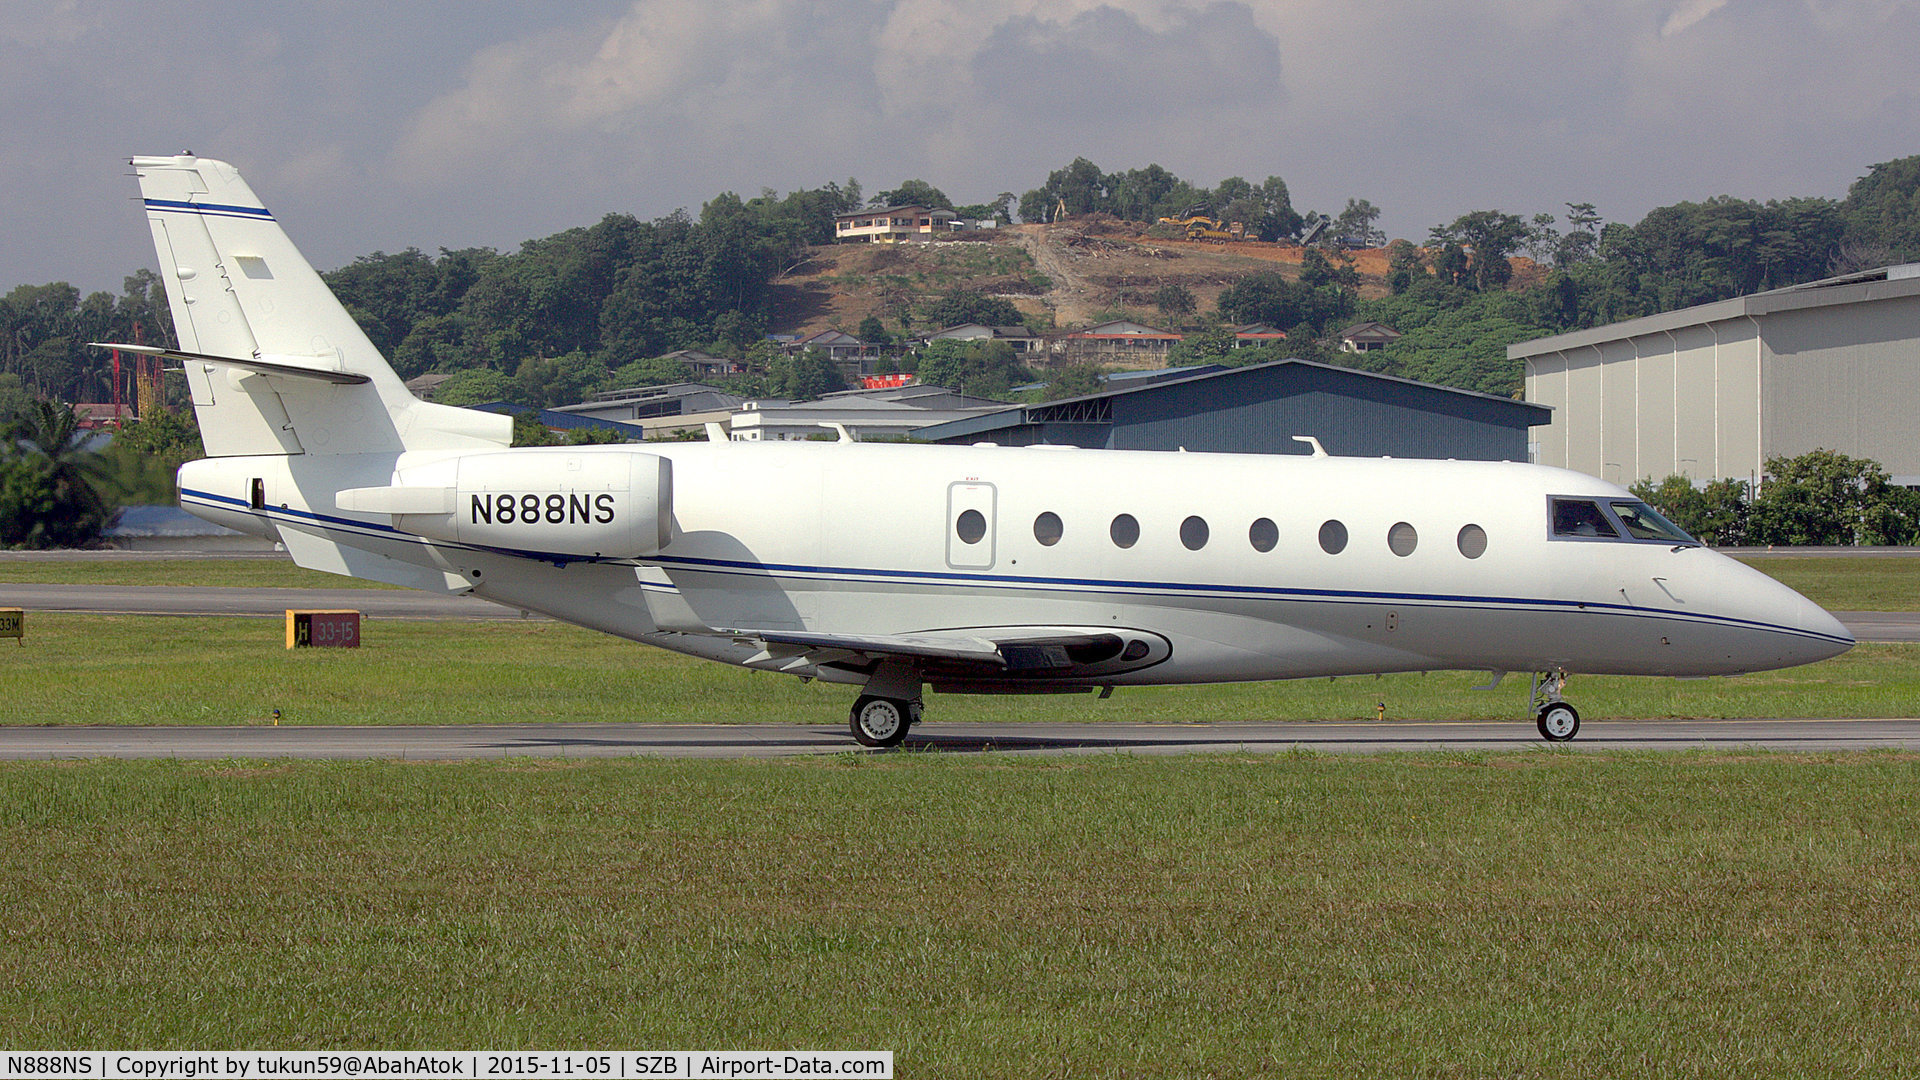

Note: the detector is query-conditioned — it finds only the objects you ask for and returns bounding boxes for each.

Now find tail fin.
[126,155,509,456]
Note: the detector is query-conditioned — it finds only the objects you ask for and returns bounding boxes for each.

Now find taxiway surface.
[2,719,1918,760]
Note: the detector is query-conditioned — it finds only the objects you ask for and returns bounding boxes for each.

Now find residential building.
[1056,320,1185,365]
[1338,322,1402,353]
[921,323,1045,354]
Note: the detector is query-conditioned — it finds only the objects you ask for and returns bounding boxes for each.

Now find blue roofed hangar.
[912,359,1550,461]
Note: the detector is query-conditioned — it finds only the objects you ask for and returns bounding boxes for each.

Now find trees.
[874,180,952,210]
[1332,199,1383,247]
[1429,211,1529,291]
[1,399,112,548]
[1153,283,1196,320]
[1841,155,1920,263]
[1748,449,1920,546]
[770,349,847,401]
[1632,450,1920,547]
[913,340,1026,398]
[924,289,1024,330]
[1215,261,1353,339]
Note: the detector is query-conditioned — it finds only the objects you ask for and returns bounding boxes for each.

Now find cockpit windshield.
[1550,496,1701,545]
[1551,498,1619,538]
[1610,500,1698,545]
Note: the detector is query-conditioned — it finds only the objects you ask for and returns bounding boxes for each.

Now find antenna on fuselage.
[1292,435,1329,458]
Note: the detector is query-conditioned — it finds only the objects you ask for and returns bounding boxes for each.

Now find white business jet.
[97,155,1853,747]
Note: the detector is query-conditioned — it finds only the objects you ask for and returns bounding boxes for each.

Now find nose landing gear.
[1531,670,1580,741]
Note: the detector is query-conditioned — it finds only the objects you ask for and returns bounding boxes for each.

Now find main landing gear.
[849,695,922,748]
[849,659,923,748]
[1530,670,1580,742]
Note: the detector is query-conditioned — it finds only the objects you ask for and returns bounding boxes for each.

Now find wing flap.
[722,626,1132,674]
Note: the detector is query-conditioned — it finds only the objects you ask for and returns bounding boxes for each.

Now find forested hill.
[6,156,1920,411]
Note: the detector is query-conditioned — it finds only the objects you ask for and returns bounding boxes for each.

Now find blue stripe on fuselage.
[178,487,1851,646]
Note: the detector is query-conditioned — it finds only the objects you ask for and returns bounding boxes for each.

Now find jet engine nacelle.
[339,449,673,559]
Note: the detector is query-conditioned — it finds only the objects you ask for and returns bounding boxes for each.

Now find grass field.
[3,753,1917,1075]
[1,612,1915,725]
[0,556,397,589]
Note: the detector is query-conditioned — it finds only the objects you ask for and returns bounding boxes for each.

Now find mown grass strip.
[1,613,1914,726]
[0,557,397,589]
[1733,555,1920,611]
[1,753,1916,1076]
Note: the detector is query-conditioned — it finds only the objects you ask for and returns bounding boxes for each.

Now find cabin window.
[955,508,987,545]
[1110,514,1140,549]
[1249,517,1278,552]
[1180,516,1209,551]
[1611,501,1698,545]
[1388,522,1418,557]
[1550,498,1619,539]
[1034,512,1064,546]
[1457,524,1488,559]
[1318,520,1348,554]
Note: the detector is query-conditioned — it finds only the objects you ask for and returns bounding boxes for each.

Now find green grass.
[1735,555,1920,610]
[0,557,396,589]
[0,613,1913,726]
[2,753,1918,1075]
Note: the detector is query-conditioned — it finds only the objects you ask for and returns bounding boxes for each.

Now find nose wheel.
[1530,671,1580,742]
[1536,701,1580,741]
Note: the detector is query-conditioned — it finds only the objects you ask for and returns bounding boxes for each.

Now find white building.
[1516,264,1920,486]
[728,385,1010,442]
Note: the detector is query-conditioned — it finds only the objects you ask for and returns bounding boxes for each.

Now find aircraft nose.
[1736,558,1855,663]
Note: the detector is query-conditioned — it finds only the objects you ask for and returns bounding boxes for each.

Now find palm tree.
[8,399,113,544]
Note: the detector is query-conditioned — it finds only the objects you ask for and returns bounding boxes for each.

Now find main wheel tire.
[850,695,911,748]
[1537,701,1580,742]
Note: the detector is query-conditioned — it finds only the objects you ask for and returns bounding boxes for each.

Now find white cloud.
[10,0,1920,290]
[1661,0,1729,37]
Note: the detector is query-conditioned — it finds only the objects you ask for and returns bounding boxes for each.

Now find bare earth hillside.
[767,219,1403,337]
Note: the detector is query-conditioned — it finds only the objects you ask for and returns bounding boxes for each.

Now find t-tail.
[100,154,508,457]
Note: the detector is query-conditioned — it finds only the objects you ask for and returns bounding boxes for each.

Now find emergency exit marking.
[286,609,361,649]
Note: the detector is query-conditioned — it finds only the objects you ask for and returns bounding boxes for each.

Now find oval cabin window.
[955,508,987,545]
[1319,519,1348,555]
[1457,523,1488,559]
[1249,518,1278,552]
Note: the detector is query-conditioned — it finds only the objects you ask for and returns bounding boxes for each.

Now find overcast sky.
[7,0,1919,294]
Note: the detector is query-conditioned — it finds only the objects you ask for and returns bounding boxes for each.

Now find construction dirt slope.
[767,218,1411,337]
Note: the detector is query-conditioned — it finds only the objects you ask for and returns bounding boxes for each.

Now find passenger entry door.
[946,481,997,570]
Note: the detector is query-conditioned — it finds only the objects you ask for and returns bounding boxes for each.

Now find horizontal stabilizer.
[89,343,370,385]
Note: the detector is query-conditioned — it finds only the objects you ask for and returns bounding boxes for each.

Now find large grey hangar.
[914,359,1548,461]
[1516,264,1920,486]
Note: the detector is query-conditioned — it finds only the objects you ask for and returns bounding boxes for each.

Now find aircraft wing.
[723,627,1129,675]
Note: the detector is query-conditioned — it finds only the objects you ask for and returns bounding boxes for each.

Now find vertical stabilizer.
[131,155,509,456]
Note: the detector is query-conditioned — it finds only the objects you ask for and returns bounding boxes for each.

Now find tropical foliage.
[1631,450,1920,547]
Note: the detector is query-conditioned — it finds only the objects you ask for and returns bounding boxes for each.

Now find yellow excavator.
[1156,213,1247,241]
